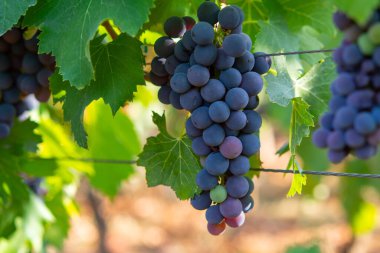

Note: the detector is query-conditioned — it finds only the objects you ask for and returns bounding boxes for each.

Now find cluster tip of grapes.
[313,8,380,164]
[150,1,271,235]
[0,28,55,139]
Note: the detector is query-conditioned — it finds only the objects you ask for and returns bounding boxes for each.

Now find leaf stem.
[102,20,118,40]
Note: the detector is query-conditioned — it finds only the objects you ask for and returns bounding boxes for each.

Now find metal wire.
[29,157,380,179]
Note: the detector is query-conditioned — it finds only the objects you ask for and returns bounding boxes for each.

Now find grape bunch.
[312,9,380,163]
[0,28,55,139]
[150,1,271,235]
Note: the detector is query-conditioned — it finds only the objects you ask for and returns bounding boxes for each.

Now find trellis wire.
[29,157,380,179]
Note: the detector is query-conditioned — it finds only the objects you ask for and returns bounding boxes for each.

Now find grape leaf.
[287,156,307,197]
[86,100,140,197]
[289,98,314,155]
[278,0,334,34]
[50,34,145,148]
[137,112,201,200]
[333,0,380,25]
[0,0,36,35]
[23,0,153,88]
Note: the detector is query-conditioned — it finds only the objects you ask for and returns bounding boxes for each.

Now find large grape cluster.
[150,1,271,235]
[0,28,55,139]
[313,9,380,163]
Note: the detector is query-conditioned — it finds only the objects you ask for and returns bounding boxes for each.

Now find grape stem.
[102,20,118,40]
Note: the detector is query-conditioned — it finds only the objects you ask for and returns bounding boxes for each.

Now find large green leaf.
[50,34,145,148]
[137,112,201,200]
[0,0,36,35]
[86,101,140,197]
[23,0,153,88]
[333,0,380,25]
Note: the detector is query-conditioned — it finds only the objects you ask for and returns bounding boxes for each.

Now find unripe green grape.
[210,185,227,203]
[358,34,375,55]
[368,23,380,44]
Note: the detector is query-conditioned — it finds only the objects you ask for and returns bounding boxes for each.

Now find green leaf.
[0,120,41,155]
[279,0,334,33]
[23,0,153,88]
[20,158,57,177]
[86,100,140,197]
[296,58,336,117]
[333,0,380,25]
[137,112,201,200]
[289,98,314,155]
[287,157,307,197]
[50,33,145,148]
[286,245,320,253]
[0,0,36,35]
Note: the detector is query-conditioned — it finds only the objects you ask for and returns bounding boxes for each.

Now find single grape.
[3,88,21,104]
[0,123,10,138]
[191,22,215,45]
[240,195,254,213]
[210,185,228,203]
[354,145,377,160]
[0,104,16,122]
[205,152,229,176]
[218,6,241,30]
[24,36,38,53]
[197,1,220,25]
[328,150,348,164]
[312,128,330,148]
[200,79,226,103]
[333,11,353,31]
[242,110,262,133]
[209,101,230,123]
[164,16,186,38]
[38,53,55,66]
[226,176,249,198]
[347,90,375,109]
[206,205,225,225]
[240,72,263,96]
[358,34,375,55]
[368,23,380,44]
[329,96,346,113]
[192,106,212,129]
[180,88,203,111]
[220,197,243,218]
[169,91,183,110]
[345,129,365,148]
[203,124,225,147]
[215,48,235,70]
[354,112,376,134]
[239,134,260,156]
[327,131,346,150]
[233,51,255,73]
[194,44,217,66]
[220,68,242,89]
[333,106,357,129]
[165,55,181,75]
[154,36,176,58]
[174,63,190,74]
[342,44,363,67]
[187,64,210,87]
[225,212,245,228]
[220,136,243,159]
[149,71,168,86]
[186,117,202,138]
[344,25,362,42]
[158,86,171,105]
[191,192,212,210]
[3,28,22,44]
[174,41,190,62]
[222,34,246,57]
[151,57,168,77]
[245,96,259,110]
[192,137,212,156]
[225,88,249,110]
[22,53,41,74]
[17,74,39,94]
[196,169,218,191]
[226,111,247,131]
[253,52,271,74]
[332,73,355,96]
[170,73,191,93]
[183,16,196,30]
[207,222,226,236]
[182,31,196,51]
[229,156,250,175]
[36,68,52,87]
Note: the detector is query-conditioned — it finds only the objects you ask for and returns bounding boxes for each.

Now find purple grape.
[196,169,218,191]
[206,205,224,225]
[219,197,243,218]
[220,136,243,159]
[229,156,250,176]
[205,152,229,176]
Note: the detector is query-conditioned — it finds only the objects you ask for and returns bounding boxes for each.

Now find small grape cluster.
[0,28,55,139]
[313,9,380,163]
[150,1,271,235]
